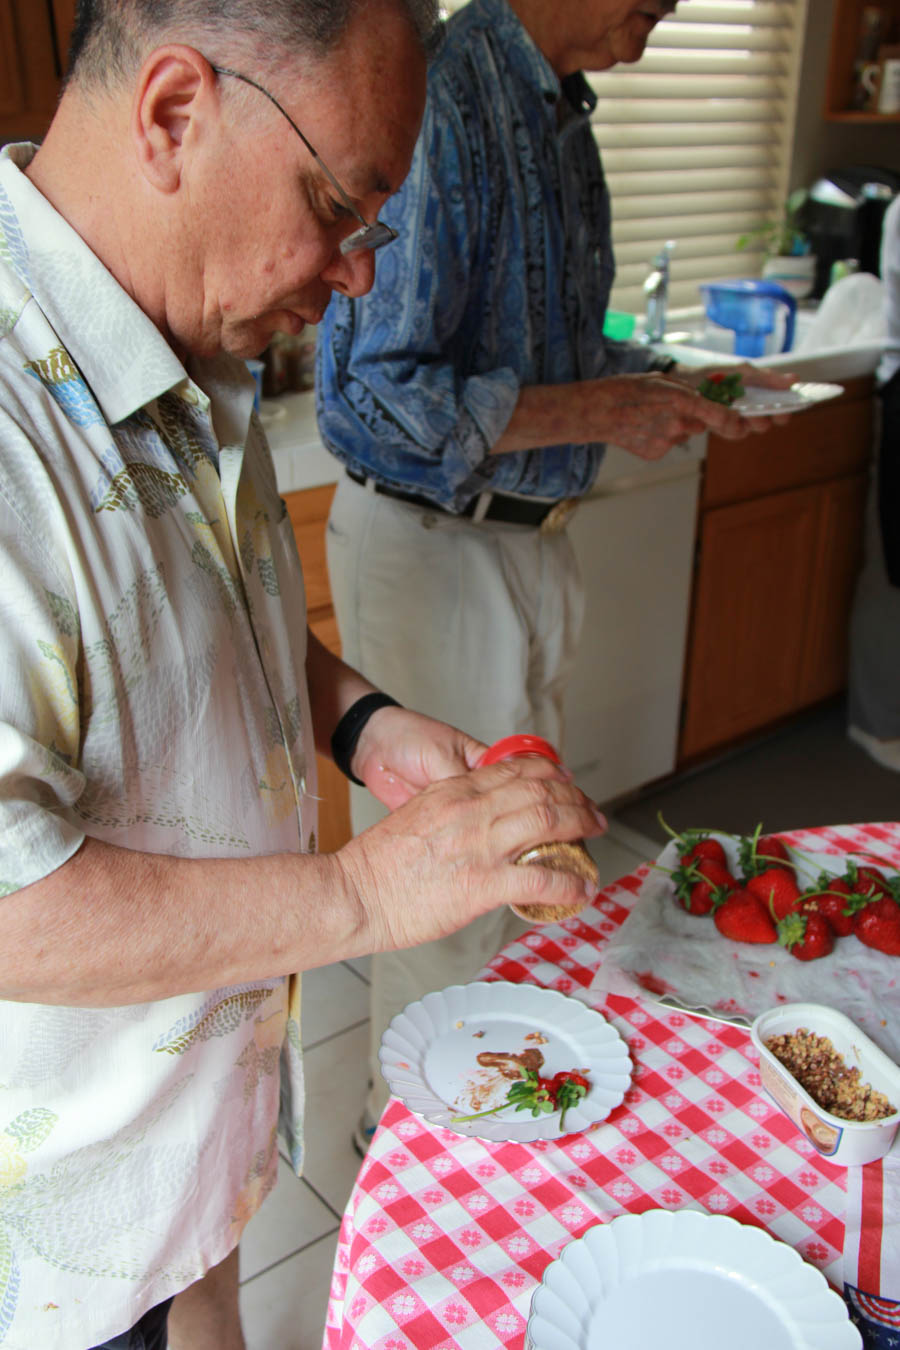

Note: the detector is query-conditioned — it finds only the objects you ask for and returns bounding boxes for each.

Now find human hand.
[334,755,608,952]
[669,361,797,430]
[352,705,487,810]
[589,372,771,458]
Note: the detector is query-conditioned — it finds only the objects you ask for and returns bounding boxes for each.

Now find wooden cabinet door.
[282,486,351,854]
[51,0,75,70]
[308,611,351,855]
[0,0,61,142]
[797,472,868,707]
[284,483,336,625]
[680,485,822,760]
[702,379,874,510]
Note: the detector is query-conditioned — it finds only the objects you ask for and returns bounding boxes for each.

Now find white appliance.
[563,437,703,806]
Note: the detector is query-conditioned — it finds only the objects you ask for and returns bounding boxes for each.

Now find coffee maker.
[803,165,900,298]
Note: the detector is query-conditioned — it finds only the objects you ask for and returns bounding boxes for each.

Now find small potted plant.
[736,188,816,299]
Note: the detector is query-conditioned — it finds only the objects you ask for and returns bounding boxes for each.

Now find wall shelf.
[825,0,900,118]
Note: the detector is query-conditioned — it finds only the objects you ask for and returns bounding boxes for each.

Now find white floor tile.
[604,814,663,865]
[239,1155,338,1284]
[240,1229,340,1350]
[342,954,372,983]
[300,1021,369,1215]
[301,961,370,1048]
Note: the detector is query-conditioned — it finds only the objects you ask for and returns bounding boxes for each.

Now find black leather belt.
[345,469,576,531]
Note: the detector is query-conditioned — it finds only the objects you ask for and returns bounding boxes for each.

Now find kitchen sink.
[644,305,884,382]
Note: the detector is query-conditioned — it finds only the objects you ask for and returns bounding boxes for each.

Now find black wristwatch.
[331,692,401,785]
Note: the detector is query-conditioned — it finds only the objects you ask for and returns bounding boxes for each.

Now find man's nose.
[321,247,377,299]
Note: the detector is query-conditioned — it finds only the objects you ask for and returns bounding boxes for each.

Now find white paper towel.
[589,831,900,1063]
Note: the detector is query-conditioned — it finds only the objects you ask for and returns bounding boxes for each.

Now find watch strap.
[331,692,401,785]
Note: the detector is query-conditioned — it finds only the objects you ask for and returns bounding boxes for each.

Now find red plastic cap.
[477,734,562,767]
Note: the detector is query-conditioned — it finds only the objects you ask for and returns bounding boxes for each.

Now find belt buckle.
[540,498,578,535]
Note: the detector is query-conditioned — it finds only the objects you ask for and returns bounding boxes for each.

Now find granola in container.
[764,1027,896,1121]
[751,1002,900,1165]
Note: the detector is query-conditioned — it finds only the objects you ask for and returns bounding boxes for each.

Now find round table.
[323,822,900,1349]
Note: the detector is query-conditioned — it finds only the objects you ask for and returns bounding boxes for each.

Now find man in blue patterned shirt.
[315,0,787,1146]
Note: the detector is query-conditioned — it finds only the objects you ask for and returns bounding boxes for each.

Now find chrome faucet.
[642,240,676,343]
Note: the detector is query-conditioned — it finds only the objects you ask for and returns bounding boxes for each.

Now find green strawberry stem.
[657,817,898,895]
[452,1102,517,1123]
[557,1079,588,1133]
[657,812,729,844]
[451,1068,587,1130]
[451,1069,552,1124]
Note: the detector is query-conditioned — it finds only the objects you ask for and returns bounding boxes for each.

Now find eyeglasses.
[211,65,398,255]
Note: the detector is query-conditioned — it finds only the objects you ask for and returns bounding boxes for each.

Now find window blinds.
[439,1,808,314]
[591,2,807,312]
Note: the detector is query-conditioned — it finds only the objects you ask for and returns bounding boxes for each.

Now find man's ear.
[132,45,214,193]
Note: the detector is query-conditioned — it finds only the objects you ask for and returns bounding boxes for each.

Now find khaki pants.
[326,474,585,1121]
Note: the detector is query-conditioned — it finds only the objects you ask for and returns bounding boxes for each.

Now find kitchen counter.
[263,390,339,492]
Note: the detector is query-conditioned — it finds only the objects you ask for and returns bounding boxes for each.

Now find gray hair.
[66,0,440,89]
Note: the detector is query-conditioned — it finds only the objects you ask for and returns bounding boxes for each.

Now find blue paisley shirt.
[316,0,654,511]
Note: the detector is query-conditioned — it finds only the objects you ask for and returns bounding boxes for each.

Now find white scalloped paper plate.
[731,381,843,416]
[378,981,632,1142]
[526,1210,861,1350]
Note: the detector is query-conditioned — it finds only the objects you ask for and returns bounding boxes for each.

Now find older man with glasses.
[0,1,608,1347]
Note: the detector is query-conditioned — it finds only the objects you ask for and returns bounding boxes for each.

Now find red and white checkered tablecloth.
[323,823,900,1350]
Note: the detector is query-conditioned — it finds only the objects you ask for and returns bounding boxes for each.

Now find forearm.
[493,383,612,456]
[491,378,645,454]
[305,626,381,758]
[1,835,366,1006]
[3,750,612,1006]
[491,367,787,460]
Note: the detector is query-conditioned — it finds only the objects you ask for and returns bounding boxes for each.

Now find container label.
[759,1058,843,1156]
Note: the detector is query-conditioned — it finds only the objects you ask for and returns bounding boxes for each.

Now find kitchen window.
[440,0,809,313]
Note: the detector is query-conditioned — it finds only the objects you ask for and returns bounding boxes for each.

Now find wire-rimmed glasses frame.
[211,64,398,255]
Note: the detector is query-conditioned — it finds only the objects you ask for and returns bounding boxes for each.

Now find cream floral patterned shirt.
[0,143,316,1349]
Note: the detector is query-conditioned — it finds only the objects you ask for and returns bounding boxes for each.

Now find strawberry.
[672,858,735,916]
[756,835,793,872]
[713,888,777,944]
[738,827,793,880]
[746,867,802,921]
[679,837,728,870]
[659,817,728,872]
[855,895,900,957]
[847,863,900,904]
[776,909,834,961]
[803,874,864,937]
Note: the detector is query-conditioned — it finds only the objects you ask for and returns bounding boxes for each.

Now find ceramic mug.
[878,56,900,113]
[859,60,882,107]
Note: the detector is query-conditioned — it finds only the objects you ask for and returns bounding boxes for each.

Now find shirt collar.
[561,71,597,117]
[0,143,188,426]
[463,0,596,118]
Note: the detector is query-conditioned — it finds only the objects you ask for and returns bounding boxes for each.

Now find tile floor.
[236,697,898,1348]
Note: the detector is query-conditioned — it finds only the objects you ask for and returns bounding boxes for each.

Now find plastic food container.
[751,1003,900,1166]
